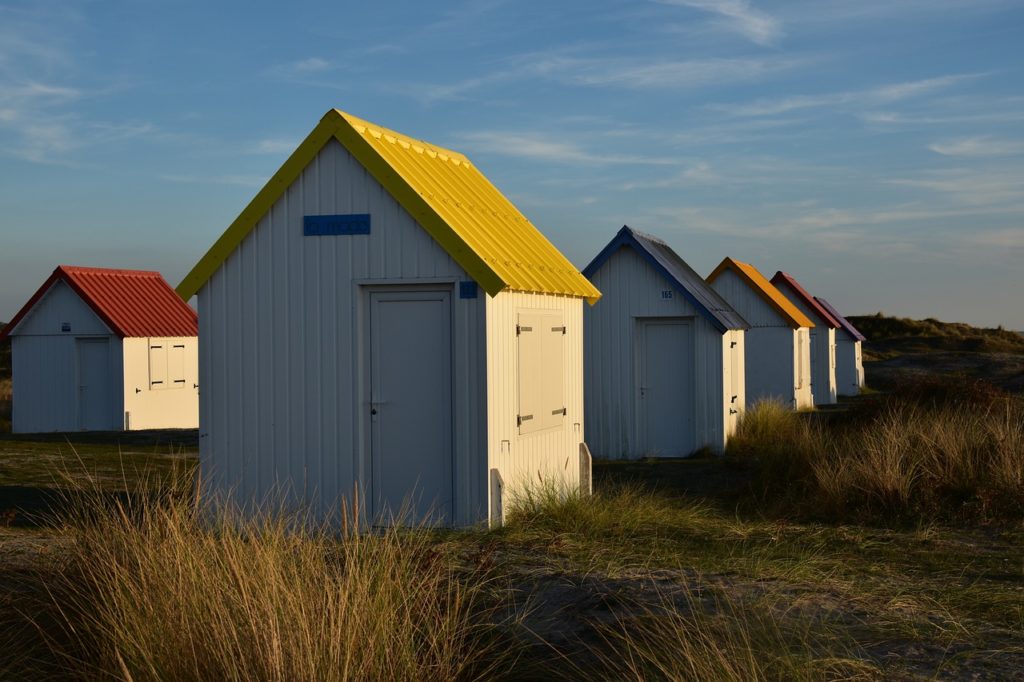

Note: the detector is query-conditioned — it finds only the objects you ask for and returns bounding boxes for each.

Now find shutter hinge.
[552,326,566,334]
[517,414,533,426]
[551,407,566,416]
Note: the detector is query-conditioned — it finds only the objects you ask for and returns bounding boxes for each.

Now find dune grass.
[850,312,1024,355]
[2,485,515,681]
[728,382,1024,524]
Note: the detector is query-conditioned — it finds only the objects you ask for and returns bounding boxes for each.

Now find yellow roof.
[706,257,815,329]
[177,109,601,303]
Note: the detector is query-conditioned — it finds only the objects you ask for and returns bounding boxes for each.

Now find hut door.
[368,289,453,524]
[76,338,111,431]
[638,319,694,457]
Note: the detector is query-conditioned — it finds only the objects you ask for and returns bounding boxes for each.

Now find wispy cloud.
[961,227,1024,251]
[657,0,782,45]
[266,56,337,79]
[889,168,1024,206]
[928,136,1024,158]
[160,173,266,187]
[417,51,800,103]
[458,131,679,166]
[712,73,984,117]
[250,138,297,155]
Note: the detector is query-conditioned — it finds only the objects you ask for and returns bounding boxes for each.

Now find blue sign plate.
[304,214,371,236]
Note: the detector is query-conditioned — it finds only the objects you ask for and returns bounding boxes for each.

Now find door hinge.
[517,414,534,426]
[552,326,566,334]
[516,325,532,336]
[551,407,566,416]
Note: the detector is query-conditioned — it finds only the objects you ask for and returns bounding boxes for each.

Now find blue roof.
[814,297,867,341]
[583,225,750,333]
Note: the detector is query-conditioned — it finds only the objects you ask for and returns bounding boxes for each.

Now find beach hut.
[771,271,840,405]
[0,266,198,433]
[176,108,601,527]
[707,258,815,409]
[582,226,748,457]
[814,297,866,396]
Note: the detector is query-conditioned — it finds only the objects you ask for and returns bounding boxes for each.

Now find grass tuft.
[4,485,514,681]
[728,384,1024,523]
[588,584,877,681]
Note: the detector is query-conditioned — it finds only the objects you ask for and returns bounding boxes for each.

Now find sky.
[1,0,1022,329]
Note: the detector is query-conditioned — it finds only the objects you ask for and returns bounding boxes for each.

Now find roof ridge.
[334,110,472,167]
[177,108,601,303]
[58,264,164,277]
[770,271,842,328]
[707,257,815,329]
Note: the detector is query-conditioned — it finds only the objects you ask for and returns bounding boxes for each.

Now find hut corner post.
[579,442,593,497]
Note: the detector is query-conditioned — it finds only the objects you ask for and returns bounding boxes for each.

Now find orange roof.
[1,266,198,340]
[706,258,815,329]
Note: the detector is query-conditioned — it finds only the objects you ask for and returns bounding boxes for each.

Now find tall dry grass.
[588,586,875,681]
[729,387,1024,523]
[7,489,514,681]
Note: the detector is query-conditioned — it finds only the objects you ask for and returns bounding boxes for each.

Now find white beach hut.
[771,271,840,405]
[814,297,866,396]
[583,226,748,457]
[175,108,601,527]
[0,266,199,433]
[707,258,815,410]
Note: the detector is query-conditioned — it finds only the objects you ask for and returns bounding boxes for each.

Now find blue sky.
[1,0,1022,328]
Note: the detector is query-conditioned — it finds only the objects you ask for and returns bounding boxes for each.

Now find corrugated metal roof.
[0,266,198,340]
[177,108,601,303]
[706,258,815,329]
[583,225,749,333]
[770,271,842,329]
[814,297,867,341]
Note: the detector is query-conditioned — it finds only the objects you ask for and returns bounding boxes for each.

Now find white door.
[76,338,111,431]
[369,289,453,524]
[638,319,695,457]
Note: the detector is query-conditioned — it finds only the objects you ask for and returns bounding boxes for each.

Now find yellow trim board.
[177,109,600,303]
[707,257,814,329]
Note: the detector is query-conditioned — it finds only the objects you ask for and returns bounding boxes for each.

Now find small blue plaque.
[459,281,478,299]
[304,214,371,236]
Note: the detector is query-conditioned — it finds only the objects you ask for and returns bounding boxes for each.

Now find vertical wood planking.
[583,247,734,457]
[199,140,487,524]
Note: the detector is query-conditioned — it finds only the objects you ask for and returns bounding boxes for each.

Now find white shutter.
[517,311,566,435]
[149,341,167,390]
[170,343,186,387]
[516,314,541,433]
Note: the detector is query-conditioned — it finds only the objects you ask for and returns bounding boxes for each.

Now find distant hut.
[175,108,601,527]
[771,271,840,405]
[0,266,198,432]
[707,258,815,410]
[814,297,866,396]
[582,226,748,457]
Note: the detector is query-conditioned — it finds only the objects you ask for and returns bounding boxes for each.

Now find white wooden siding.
[583,247,735,457]
[8,280,111,338]
[710,270,814,410]
[8,281,123,433]
[122,337,199,430]
[199,139,488,525]
[709,269,785,328]
[486,291,583,517]
[835,337,864,396]
[782,292,838,405]
[722,329,746,440]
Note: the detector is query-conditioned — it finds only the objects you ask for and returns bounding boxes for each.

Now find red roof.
[770,271,842,329]
[0,266,197,340]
